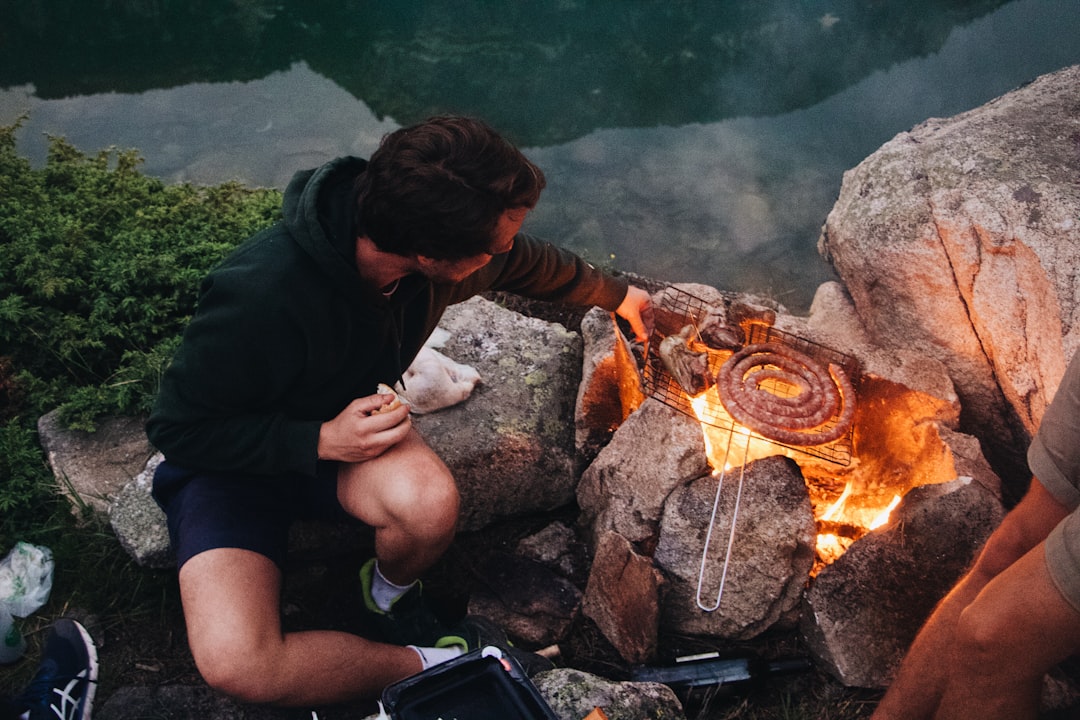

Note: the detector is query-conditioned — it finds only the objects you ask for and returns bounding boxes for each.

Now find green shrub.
[0,119,281,426]
[0,419,51,538]
[0,118,282,546]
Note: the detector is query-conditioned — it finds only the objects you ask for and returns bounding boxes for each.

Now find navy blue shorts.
[152,459,358,570]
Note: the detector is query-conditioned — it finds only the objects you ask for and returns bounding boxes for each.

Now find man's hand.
[615,285,654,342]
[317,392,412,463]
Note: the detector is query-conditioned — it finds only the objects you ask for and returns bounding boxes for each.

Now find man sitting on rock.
[872,353,1080,719]
[146,115,652,707]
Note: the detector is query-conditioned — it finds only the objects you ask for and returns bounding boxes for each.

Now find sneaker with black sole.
[437,615,555,677]
[15,619,98,720]
[358,558,453,647]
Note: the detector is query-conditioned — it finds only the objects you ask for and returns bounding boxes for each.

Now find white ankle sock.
[371,560,417,612]
[408,644,464,670]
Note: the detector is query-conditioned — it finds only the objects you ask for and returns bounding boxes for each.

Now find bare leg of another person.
[871,481,1070,720]
[932,541,1080,720]
[180,548,422,706]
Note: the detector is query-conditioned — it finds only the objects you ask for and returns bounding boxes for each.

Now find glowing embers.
[815,482,902,571]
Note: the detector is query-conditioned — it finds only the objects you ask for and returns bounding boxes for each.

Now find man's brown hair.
[355,115,546,260]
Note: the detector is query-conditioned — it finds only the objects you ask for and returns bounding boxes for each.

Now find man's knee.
[952,602,1005,667]
[951,594,1047,684]
[341,457,460,534]
[389,462,459,530]
[338,431,460,530]
[191,632,286,704]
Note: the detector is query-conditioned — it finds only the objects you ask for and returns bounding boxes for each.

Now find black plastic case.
[381,646,558,720]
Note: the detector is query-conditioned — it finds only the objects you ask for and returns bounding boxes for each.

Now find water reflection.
[2,0,1079,310]
[0,0,1012,144]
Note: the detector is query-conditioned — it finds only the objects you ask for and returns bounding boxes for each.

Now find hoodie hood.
[282,156,378,305]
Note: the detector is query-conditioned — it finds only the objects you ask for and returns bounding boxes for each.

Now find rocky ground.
[73,508,883,720]
[13,507,1080,720]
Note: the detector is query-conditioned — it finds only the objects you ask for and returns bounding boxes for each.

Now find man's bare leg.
[177,429,458,705]
[933,542,1080,719]
[871,481,1070,720]
[336,427,459,585]
[180,548,422,706]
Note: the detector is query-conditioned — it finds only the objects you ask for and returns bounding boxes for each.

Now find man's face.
[418,208,528,282]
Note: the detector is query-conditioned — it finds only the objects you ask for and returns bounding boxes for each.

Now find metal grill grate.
[643,286,857,466]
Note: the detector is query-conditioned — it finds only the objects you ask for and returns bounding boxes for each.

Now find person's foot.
[359,558,450,647]
[437,615,554,677]
[16,619,98,720]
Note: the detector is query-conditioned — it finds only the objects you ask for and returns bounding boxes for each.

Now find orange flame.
[685,385,902,572]
[688,386,791,470]
[820,481,854,522]
[869,495,902,530]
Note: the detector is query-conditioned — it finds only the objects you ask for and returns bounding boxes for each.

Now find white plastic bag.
[0,602,27,663]
[0,542,54,618]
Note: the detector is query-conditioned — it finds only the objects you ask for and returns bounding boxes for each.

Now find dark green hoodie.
[146,156,629,477]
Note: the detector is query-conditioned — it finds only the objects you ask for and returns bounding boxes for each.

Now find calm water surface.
[3,0,1079,311]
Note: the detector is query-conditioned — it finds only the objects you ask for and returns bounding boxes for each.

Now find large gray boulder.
[413,296,586,531]
[819,64,1080,487]
[654,455,817,640]
[36,411,155,515]
[801,476,1004,688]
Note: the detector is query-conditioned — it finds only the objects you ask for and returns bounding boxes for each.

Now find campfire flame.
[812,479,904,572]
[869,494,902,530]
[686,385,904,574]
[688,386,796,469]
[815,483,856,567]
[820,482,853,523]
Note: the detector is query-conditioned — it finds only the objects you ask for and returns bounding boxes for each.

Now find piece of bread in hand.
[373,383,404,413]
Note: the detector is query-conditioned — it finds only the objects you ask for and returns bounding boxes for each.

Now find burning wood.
[816,519,864,538]
[813,479,904,572]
